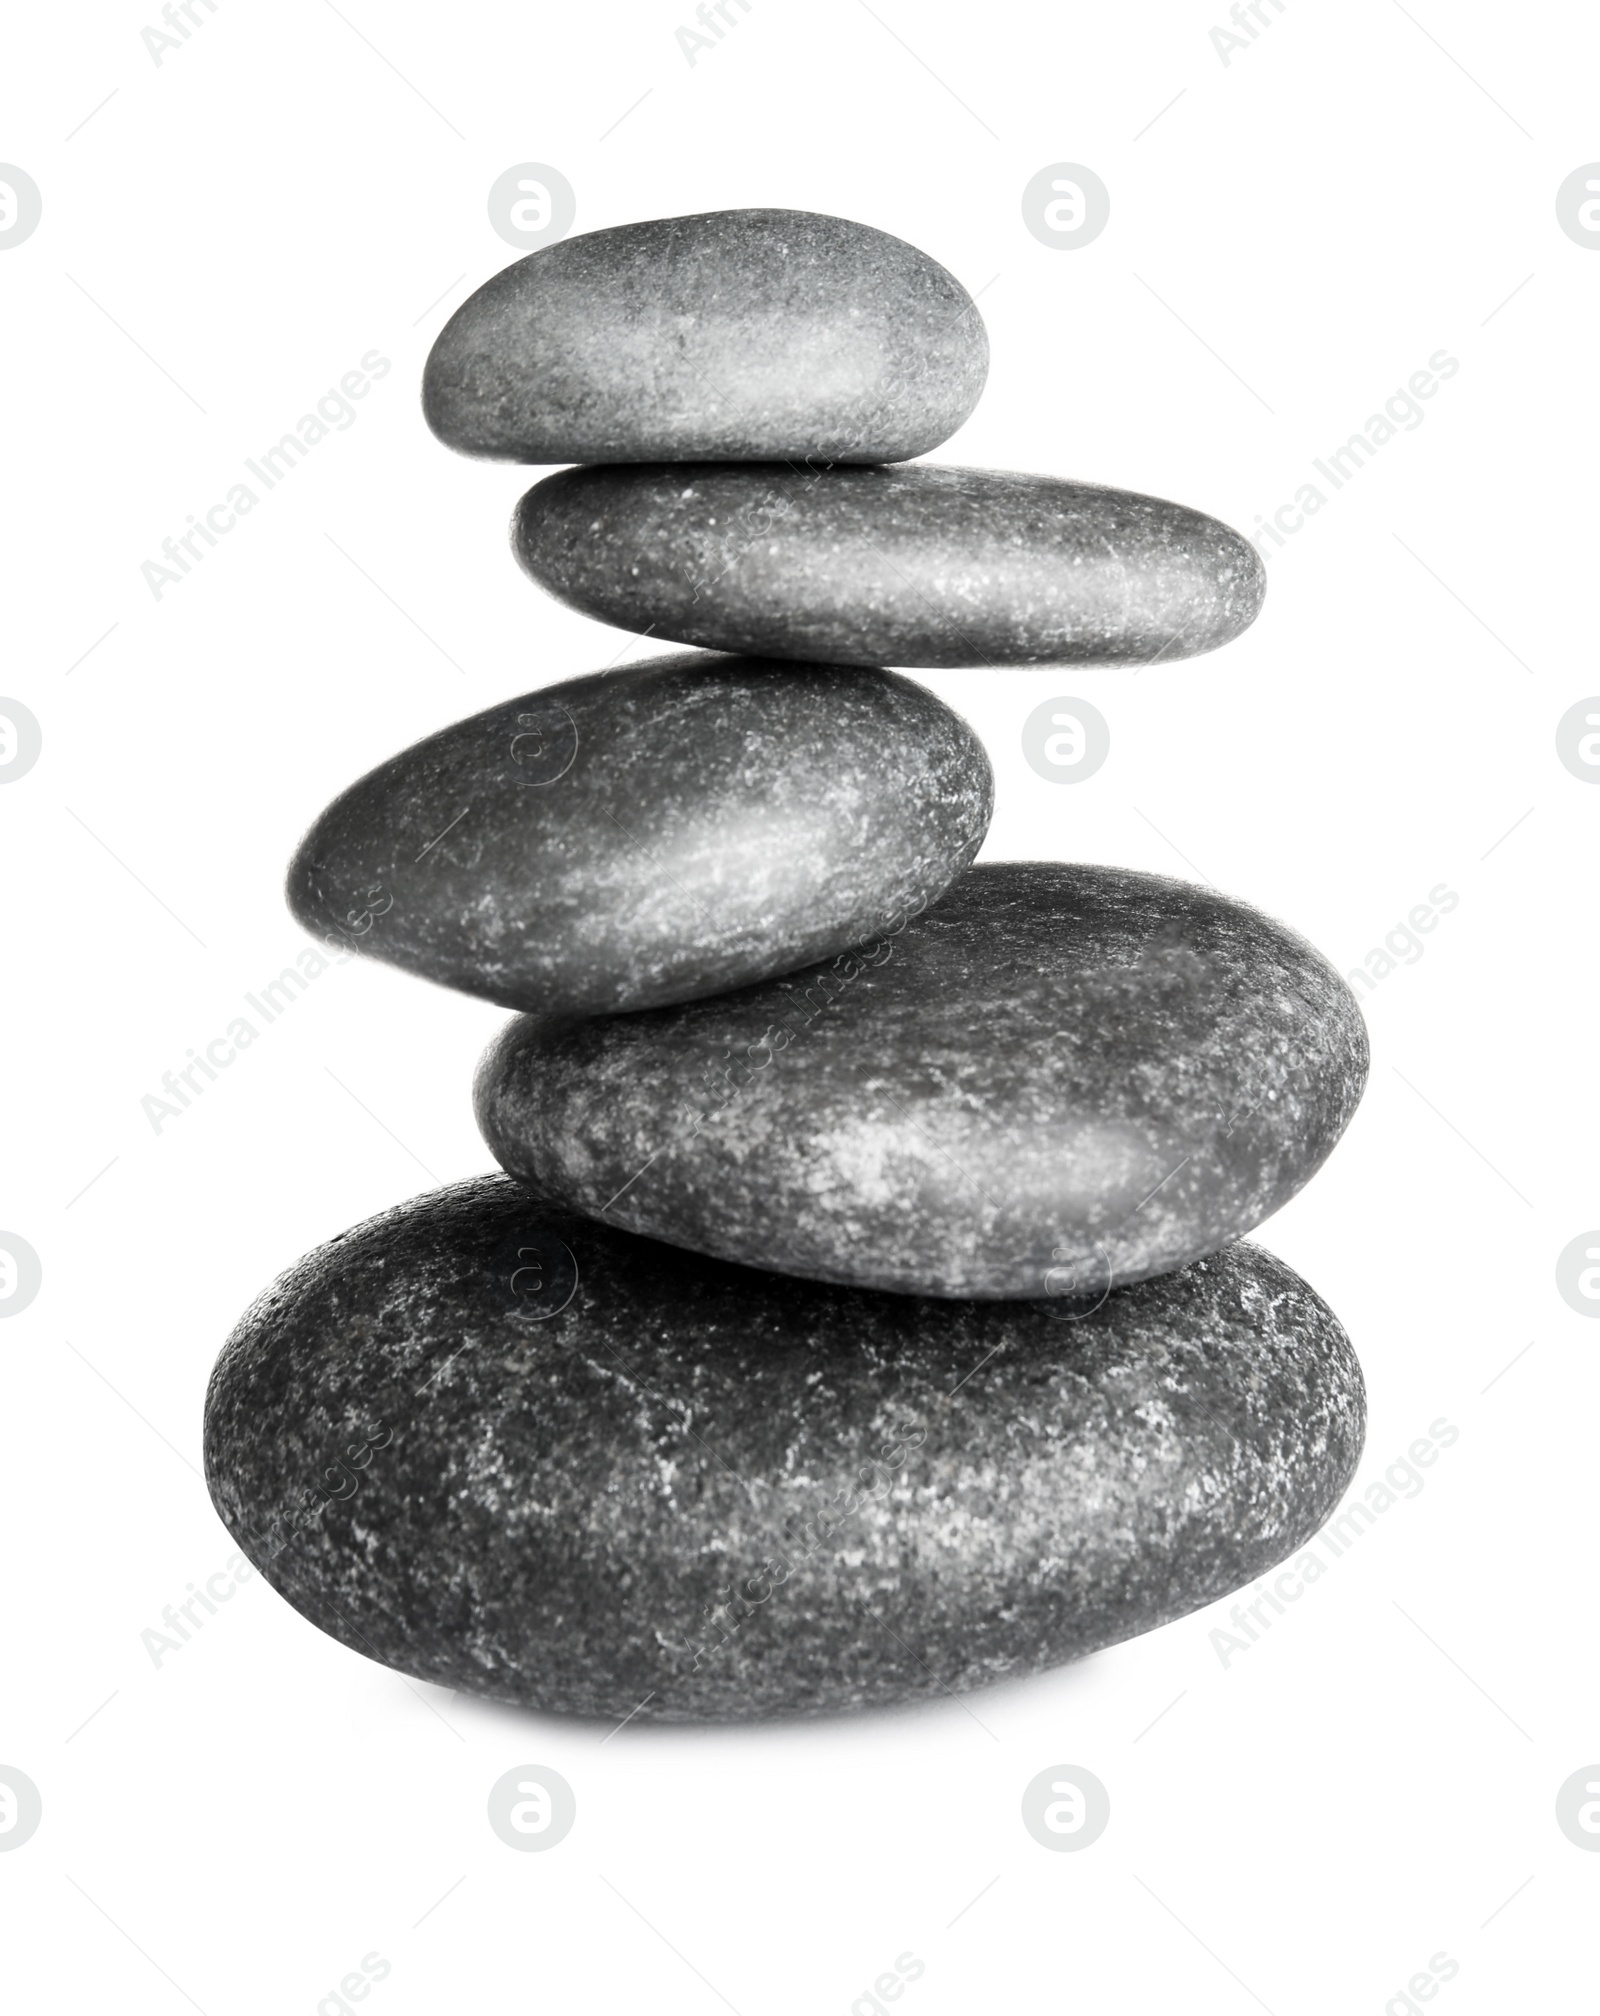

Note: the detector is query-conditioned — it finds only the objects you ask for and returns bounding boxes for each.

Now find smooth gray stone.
[513,463,1266,668]
[203,1177,1365,1723]
[285,652,990,1016]
[422,209,988,465]
[478,862,1368,1298]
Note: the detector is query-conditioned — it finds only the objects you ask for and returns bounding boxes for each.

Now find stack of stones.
[205,210,1369,1724]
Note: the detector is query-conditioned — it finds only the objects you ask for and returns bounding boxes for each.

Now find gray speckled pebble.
[203,1177,1364,1722]
[285,652,991,1016]
[478,862,1368,1298]
[423,209,988,465]
[513,463,1266,668]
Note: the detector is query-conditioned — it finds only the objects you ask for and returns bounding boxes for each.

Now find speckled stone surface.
[422,209,988,465]
[512,463,1266,668]
[285,652,991,1017]
[204,1177,1364,1722]
[478,862,1368,1298]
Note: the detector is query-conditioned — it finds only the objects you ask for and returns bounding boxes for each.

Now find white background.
[3,1,1597,2009]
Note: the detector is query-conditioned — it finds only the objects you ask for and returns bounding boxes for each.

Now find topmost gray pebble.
[422,208,989,465]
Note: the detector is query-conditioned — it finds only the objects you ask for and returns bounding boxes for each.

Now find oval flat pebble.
[286,652,991,1017]
[478,862,1368,1298]
[204,1177,1364,1722]
[423,209,988,465]
[513,462,1266,668]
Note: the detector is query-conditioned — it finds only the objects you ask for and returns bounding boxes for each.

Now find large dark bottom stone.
[204,1178,1364,1722]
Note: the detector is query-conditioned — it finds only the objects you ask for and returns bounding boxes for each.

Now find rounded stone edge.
[1182,503,1267,651]
[201,1176,525,1584]
[474,1019,546,1185]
